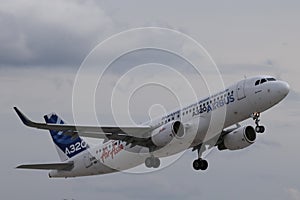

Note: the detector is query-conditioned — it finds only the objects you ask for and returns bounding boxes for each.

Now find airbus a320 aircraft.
[15,75,289,178]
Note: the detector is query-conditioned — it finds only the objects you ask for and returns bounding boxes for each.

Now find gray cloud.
[0,0,116,67]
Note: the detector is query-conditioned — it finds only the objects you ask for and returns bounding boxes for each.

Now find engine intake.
[218,125,256,151]
[151,121,184,147]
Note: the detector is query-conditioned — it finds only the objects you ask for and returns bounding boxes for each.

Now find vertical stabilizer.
[44,113,89,161]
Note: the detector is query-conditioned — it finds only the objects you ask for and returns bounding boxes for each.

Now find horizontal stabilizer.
[16,162,73,170]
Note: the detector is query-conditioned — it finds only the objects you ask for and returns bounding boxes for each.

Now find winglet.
[13,107,74,131]
[13,107,34,127]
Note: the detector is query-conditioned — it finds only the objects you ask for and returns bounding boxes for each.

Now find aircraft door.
[83,154,93,168]
[236,80,246,100]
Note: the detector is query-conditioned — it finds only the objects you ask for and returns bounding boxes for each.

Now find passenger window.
[267,78,276,81]
[255,80,260,86]
[261,79,267,84]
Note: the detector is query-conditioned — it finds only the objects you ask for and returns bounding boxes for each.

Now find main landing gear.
[145,156,160,168]
[252,112,265,133]
[192,145,208,171]
[193,158,208,171]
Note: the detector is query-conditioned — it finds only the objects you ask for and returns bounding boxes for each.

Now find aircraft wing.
[16,162,74,170]
[14,107,155,147]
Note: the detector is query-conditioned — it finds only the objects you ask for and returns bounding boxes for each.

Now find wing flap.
[16,162,74,170]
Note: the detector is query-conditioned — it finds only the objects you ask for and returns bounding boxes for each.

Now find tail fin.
[44,113,89,161]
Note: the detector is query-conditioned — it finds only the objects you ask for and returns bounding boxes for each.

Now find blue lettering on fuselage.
[161,89,235,120]
[192,93,235,117]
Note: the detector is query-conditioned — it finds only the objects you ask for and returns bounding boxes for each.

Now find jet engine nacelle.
[151,121,184,147]
[219,126,256,151]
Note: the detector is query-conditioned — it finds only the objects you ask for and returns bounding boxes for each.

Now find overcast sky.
[1,0,300,199]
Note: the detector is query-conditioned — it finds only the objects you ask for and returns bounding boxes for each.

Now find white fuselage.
[49,76,289,178]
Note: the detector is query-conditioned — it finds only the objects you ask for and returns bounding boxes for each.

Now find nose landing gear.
[252,112,265,133]
[255,125,265,133]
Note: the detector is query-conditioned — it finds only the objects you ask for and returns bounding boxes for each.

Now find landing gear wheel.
[255,125,265,133]
[200,159,208,170]
[260,126,265,133]
[193,159,208,171]
[153,157,160,168]
[145,157,153,168]
[193,159,201,170]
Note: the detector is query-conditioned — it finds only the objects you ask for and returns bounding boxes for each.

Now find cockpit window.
[260,78,267,84]
[255,77,276,86]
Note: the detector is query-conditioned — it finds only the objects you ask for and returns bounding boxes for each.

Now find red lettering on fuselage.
[100,142,124,162]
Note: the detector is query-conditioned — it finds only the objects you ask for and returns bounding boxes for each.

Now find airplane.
[14,75,289,178]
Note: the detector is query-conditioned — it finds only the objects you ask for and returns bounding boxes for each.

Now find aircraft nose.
[280,81,290,96]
